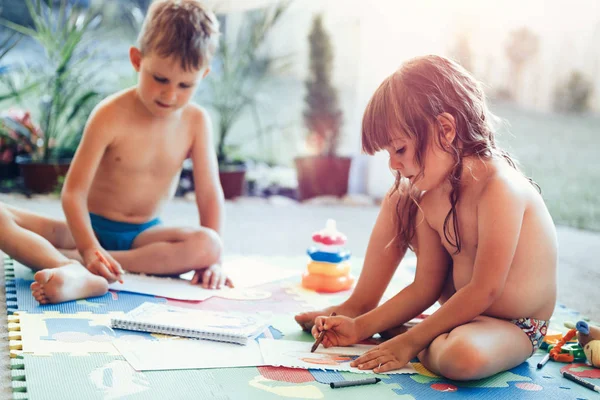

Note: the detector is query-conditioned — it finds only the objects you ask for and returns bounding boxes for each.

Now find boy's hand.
[350,334,419,373]
[312,315,361,348]
[190,264,233,289]
[83,248,123,284]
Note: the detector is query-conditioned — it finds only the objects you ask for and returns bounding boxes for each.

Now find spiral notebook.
[110,302,269,345]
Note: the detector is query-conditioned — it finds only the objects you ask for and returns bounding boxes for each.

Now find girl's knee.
[436,336,489,381]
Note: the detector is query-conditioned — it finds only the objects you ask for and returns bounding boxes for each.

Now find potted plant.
[295,14,351,201]
[0,109,42,180]
[1,0,103,193]
[201,2,290,199]
[0,32,24,180]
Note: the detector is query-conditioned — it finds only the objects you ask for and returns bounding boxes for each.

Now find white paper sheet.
[113,338,265,371]
[258,339,417,375]
[109,274,214,301]
[108,257,300,301]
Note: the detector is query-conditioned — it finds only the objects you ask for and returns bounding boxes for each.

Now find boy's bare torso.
[422,157,558,321]
[88,89,198,223]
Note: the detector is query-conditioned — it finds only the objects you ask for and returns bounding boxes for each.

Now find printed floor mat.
[3,255,600,400]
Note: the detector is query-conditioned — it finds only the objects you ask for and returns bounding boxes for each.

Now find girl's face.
[384,125,454,191]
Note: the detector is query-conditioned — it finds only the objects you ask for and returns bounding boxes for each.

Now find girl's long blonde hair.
[361,55,537,253]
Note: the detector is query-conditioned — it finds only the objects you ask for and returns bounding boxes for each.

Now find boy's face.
[130,47,210,117]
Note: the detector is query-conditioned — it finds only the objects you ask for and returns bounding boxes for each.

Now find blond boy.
[48,0,231,301]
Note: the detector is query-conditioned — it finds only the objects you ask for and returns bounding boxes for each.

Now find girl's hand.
[350,334,420,373]
[312,315,361,347]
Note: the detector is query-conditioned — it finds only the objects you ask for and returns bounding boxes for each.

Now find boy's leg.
[4,204,77,250]
[0,205,106,303]
[417,315,533,380]
[31,263,108,304]
[0,205,75,271]
[110,225,221,275]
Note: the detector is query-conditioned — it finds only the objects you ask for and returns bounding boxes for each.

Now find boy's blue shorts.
[89,213,162,251]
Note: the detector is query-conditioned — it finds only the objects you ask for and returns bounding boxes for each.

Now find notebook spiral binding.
[110,312,247,345]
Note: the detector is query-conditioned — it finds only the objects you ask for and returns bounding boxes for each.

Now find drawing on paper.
[258,339,417,375]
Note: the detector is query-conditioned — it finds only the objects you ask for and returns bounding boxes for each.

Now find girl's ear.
[437,113,456,147]
[130,47,142,72]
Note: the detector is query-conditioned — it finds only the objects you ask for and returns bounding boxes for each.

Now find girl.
[312,55,557,380]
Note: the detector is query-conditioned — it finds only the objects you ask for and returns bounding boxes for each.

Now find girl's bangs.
[361,76,407,154]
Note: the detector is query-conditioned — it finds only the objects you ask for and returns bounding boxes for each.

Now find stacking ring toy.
[307,248,351,263]
[307,261,351,277]
[302,272,354,293]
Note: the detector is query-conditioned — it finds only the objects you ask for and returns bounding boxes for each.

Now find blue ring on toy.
[307,247,351,263]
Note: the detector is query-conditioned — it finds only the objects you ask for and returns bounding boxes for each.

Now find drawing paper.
[258,339,417,375]
[113,338,265,371]
[108,257,299,300]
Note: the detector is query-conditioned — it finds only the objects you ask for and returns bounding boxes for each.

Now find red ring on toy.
[311,233,346,246]
[302,272,354,293]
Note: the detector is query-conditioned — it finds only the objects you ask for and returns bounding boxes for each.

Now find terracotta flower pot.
[294,156,352,201]
[16,156,71,194]
[218,166,246,199]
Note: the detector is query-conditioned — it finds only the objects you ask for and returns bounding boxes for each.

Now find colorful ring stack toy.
[302,219,355,293]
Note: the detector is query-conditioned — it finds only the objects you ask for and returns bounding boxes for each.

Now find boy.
[0,203,108,304]
[60,0,231,293]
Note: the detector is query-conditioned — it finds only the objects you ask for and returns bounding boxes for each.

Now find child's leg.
[0,205,107,303]
[31,264,108,304]
[417,315,533,380]
[0,205,75,270]
[110,226,222,275]
[4,204,77,252]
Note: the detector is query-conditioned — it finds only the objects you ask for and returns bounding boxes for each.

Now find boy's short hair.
[137,0,220,71]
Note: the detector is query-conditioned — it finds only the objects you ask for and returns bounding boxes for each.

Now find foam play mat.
[3,255,600,400]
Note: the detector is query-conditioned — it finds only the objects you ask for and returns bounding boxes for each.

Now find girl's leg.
[418,315,533,381]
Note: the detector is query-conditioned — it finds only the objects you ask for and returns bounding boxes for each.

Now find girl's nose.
[389,157,403,172]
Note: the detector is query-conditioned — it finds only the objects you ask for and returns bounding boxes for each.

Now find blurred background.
[0,0,598,232]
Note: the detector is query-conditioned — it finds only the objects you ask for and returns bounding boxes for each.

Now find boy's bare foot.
[30,263,108,304]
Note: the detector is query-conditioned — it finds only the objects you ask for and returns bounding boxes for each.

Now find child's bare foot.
[295,304,364,332]
[30,262,108,304]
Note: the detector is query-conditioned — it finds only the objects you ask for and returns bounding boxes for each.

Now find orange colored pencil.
[95,250,123,283]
